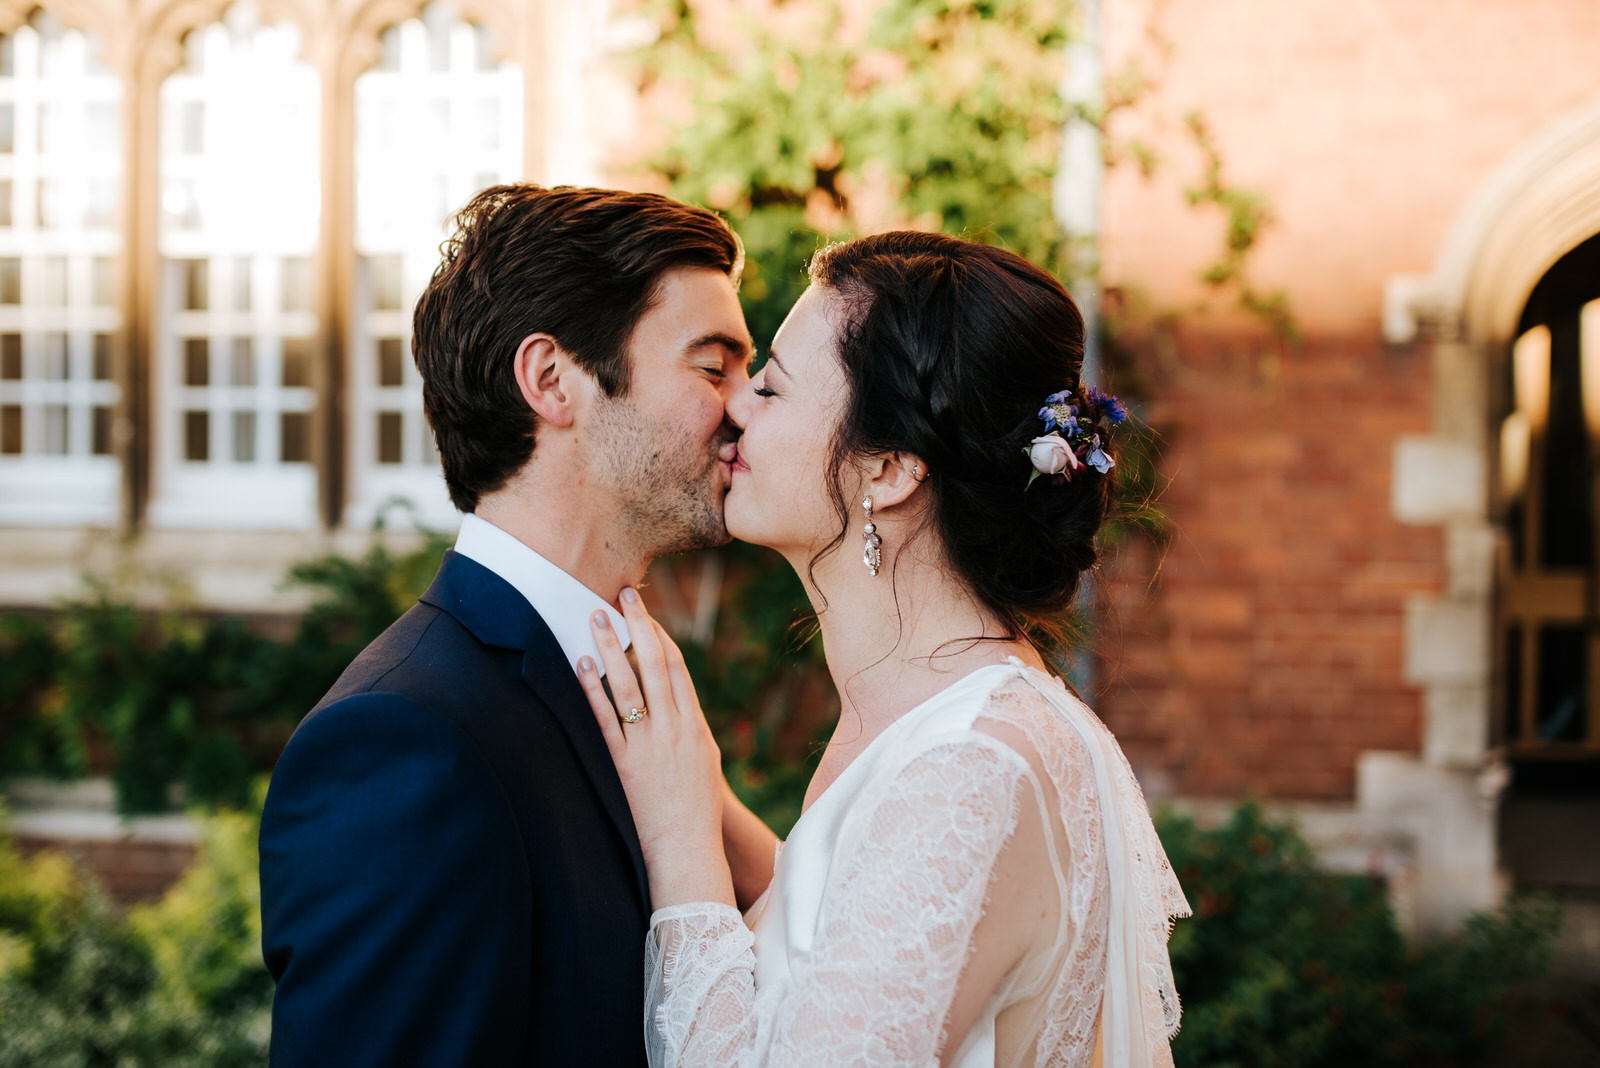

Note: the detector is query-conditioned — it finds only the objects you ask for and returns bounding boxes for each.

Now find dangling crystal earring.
[861,495,881,577]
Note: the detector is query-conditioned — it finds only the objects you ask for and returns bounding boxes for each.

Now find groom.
[259,185,751,1066]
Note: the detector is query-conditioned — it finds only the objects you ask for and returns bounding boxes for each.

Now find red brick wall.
[1102,0,1600,337]
[1091,0,1600,800]
[1094,328,1441,800]
[16,834,196,904]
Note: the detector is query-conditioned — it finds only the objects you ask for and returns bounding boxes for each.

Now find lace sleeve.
[643,735,1031,1068]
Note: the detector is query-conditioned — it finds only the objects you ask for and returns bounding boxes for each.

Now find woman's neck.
[800,545,1044,751]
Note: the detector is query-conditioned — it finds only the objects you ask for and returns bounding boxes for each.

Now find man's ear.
[865,450,930,511]
[513,333,580,428]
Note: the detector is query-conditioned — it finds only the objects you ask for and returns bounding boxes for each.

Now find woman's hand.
[579,588,735,911]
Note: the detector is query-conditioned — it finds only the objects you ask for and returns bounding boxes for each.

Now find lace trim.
[977,683,1108,1067]
[647,905,755,1065]
[991,668,1190,1066]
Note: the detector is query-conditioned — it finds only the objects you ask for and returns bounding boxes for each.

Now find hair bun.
[808,232,1114,640]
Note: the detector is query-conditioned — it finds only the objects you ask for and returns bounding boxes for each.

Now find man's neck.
[474,471,647,607]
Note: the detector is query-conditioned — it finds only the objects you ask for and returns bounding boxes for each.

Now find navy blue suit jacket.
[260,550,650,1066]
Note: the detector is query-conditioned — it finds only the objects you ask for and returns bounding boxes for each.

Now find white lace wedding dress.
[644,659,1191,1068]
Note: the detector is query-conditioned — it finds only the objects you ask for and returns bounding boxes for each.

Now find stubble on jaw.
[590,394,733,562]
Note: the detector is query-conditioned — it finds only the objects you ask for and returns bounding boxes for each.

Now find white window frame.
[146,5,321,530]
[0,13,121,526]
[345,2,522,532]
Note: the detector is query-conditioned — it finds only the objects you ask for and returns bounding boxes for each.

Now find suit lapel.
[421,551,651,908]
[517,620,651,907]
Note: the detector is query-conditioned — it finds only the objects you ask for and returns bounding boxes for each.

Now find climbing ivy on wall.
[632,0,1069,348]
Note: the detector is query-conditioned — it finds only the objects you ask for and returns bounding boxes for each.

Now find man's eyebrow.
[686,332,754,363]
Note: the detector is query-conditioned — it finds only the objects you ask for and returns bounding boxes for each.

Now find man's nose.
[724,374,752,430]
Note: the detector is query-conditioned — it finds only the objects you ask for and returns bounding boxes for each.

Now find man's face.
[587,266,751,557]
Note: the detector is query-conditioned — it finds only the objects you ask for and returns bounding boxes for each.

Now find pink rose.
[1029,434,1080,476]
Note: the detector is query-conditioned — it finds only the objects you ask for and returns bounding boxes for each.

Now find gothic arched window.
[147,3,321,529]
[0,11,121,525]
[345,0,522,529]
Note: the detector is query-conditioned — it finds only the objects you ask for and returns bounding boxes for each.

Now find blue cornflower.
[1084,386,1128,425]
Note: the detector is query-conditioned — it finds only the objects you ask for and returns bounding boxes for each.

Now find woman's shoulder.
[886,661,1096,787]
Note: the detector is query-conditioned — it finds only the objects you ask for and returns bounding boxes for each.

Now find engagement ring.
[623,706,648,724]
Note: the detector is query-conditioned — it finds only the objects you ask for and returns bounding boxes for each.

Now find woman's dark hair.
[808,231,1111,644]
[412,184,743,512]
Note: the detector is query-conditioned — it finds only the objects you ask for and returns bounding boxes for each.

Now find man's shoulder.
[296,593,549,741]
[272,604,524,800]
[312,599,471,710]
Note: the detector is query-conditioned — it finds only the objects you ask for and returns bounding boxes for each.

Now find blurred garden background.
[1,0,1597,1063]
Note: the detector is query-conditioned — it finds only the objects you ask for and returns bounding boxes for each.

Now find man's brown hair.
[412,184,744,512]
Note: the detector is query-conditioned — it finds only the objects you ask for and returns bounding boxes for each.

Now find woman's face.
[724,285,854,561]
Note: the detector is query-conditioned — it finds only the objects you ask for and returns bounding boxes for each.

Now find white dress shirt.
[453,512,632,677]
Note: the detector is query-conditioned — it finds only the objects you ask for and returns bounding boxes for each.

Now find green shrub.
[669,542,827,838]
[0,801,270,1067]
[1159,803,1560,1068]
[0,613,75,780]
[52,587,278,813]
[127,802,272,1062]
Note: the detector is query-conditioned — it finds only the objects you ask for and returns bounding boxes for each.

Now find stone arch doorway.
[1498,234,1600,765]
[1384,90,1600,933]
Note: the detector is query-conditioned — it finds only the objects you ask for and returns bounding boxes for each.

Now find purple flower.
[1038,392,1081,434]
[1084,435,1115,473]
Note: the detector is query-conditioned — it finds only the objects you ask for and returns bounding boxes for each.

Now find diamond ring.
[623,706,648,724]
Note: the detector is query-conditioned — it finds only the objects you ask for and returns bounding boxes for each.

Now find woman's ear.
[866,451,930,511]
[513,333,579,428]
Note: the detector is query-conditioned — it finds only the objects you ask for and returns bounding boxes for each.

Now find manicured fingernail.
[622,587,638,604]
[593,611,610,629]
[577,656,595,674]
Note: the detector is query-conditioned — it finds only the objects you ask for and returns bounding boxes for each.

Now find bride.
[575,231,1190,1068]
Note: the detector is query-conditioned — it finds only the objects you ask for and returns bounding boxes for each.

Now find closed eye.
[753,384,776,397]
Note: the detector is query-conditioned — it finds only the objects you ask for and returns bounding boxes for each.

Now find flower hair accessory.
[1025,385,1127,489]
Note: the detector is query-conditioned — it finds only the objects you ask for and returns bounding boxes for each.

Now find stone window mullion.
[342,0,522,531]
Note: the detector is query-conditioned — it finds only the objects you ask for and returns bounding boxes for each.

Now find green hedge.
[1160,803,1559,1067]
[0,536,829,822]
[0,536,451,814]
[0,799,1555,1065]
[0,798,270,1066]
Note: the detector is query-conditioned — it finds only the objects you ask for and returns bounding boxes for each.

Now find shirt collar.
[453,513,631,677]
